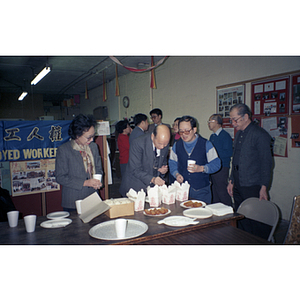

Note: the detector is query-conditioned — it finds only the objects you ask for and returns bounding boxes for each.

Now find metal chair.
[284,195,300,244]
[237,197,279,242]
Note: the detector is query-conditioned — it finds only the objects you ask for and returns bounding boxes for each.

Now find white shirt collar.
[214,127,222,136]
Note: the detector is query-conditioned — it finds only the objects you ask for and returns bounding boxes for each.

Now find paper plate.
[180,200,206,209]
[157,216,199,227]
[143,208,171,217]
[89,219,148,240]
[47,211,70,219]
[183,207,213,219]
[40,218,72,228]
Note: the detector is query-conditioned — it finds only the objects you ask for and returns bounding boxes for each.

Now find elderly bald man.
[119,125,170,196]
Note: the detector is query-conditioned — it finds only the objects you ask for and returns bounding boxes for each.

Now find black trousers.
[233,170,271,240]
[210,166,233,207]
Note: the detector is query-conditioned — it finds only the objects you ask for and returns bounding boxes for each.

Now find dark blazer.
[119,133,169,196]
[55,140,103,209]
[146,122,171,133]
[229,122,273,187]
[129,126,145,145]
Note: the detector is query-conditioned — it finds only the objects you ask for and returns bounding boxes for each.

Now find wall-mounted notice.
[251,77,289,116]
[10,159,59,197]
[217,85,245,120]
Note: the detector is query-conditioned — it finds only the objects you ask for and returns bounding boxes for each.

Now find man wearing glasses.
[208,114,233,207]
[169,116,221,203]
[227,104,273,237]
[146,108,171,133]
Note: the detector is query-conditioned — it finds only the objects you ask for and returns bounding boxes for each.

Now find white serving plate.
[180,200,206,209]
[40,218,72,228]
[183,207,213,219]
[46,211,70,219]
[143,208,171,217]
[157,216,199,227]
[89,219,148,240]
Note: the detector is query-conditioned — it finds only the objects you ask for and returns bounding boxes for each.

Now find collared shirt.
[214,127,222,136]
[152,143,161,157]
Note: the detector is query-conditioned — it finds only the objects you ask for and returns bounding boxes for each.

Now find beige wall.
[82,56,300,219]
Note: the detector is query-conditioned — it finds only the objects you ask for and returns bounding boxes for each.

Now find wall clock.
[123,96,130,108]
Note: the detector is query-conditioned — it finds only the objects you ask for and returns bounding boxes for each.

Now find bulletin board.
[217,85,245,122]
[10,159,59,197]
[260,116,288,157]
[251,77,289,116]
[291,74,300,114]
[291,115,300,147]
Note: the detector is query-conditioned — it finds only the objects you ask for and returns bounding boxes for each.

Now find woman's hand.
[84,179,102,190]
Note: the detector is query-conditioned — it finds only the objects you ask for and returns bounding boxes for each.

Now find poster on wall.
[10,159,59,197]
[217,85,245,120]
[291,74,300,114]
[251,77,289,116]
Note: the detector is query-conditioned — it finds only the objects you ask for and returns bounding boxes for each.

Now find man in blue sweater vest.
[169,115,220,203]
[208,114,233,207]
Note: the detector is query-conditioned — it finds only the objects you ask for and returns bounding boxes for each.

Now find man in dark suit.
[129,113,149,145]
[119,125,170,196]
[146,108,171,133]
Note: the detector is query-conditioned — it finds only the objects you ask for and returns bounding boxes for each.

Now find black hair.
[150,108,162,118]
[133,113,148,126]
[178,115,197,128]
[68,114,96,140]
[115,119,129,133]
[174,117,181,123]
[210,114,223,125]
[230,103,252,120]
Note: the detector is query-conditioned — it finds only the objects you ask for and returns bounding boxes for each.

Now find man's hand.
[176,173,184,184]
[227,180,233,197]
[158,165,168,175]
[259,185,268,200]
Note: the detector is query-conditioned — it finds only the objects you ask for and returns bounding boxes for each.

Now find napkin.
[126,188,146,211]
[79,192,110,223]
[147,185,162,207]
[206,203,234,216]
[174,181,190,201]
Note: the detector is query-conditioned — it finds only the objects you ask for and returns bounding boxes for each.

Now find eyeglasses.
[178,128,193,135]
[207,120,215,123]
[230,115,244,124]
[83,134,95,140]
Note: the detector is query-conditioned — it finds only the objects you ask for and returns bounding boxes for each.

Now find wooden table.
[0,201,270,245]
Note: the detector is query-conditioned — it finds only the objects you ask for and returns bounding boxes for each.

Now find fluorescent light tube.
[18,92,28,101]
[31,66,51,85]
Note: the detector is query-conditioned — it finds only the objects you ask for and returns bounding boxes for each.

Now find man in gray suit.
[146,108,171,133]
[129,113,149,145]
[119,125,170,196]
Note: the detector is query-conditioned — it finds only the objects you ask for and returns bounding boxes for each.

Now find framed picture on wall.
[216,85,245,121]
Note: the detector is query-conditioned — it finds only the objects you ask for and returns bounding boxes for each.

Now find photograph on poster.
[217,85,244,118]
[10,159,59,196]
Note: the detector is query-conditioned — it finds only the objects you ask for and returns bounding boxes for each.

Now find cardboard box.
[105,198,134,218]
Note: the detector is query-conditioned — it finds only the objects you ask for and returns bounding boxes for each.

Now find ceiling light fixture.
[31,66,51,85]
[18,92,28,101]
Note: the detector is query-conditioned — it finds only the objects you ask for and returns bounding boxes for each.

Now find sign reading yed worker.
[0,120,71,162]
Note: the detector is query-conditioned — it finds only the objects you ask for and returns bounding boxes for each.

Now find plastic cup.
[93,174,102,181]
[24,215,37,233]
[187,160,196,167]
[7,211,19,227]
[75,200,82,214]
[115,218,127,238]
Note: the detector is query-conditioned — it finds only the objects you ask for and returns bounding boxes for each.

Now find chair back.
[284,195,300,244]
[237,197,279,242]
